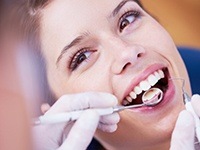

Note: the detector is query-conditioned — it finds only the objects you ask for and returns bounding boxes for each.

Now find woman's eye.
[69,49,95,71]
[119,11,140,32]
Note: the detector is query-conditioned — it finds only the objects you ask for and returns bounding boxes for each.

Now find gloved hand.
[33,92,120,150]
[170,94,200,150]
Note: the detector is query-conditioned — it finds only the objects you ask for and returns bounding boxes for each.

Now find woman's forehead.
[41,0,139,21]
[40,0,140,39]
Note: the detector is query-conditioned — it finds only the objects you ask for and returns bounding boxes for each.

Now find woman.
[26,0,200,149]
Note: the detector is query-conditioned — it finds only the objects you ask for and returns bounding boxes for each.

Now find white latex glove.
[33,92,120,150]
[170,94,200,150]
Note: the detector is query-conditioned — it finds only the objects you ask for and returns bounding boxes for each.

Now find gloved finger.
[170,110,195,150]
[58,109,100,150]
[99,112,120,125]
[98,124,118,133]
[33,123,67,150]
[98,112,119,133]
[41,103,51,114]
[191,94,200,116]
[46,92,117,115]
[61,122,75,142]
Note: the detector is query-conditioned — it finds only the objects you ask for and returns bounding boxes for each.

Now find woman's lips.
[122,64,167,105]
[119,61,176,112]
[122,69,165,105]
[122,64,167,101]
[123,66,176,112]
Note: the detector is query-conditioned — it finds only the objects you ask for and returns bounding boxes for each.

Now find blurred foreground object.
[0,1,33,149]
[0,35,33,150]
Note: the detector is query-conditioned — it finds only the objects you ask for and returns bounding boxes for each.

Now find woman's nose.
[110,43,146,75]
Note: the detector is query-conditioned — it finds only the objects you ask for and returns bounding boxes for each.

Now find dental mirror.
[142,88,163,106]
[113,88,164,112]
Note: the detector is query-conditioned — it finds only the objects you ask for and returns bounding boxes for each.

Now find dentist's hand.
[33,92,120,150]
[170,94,200,150]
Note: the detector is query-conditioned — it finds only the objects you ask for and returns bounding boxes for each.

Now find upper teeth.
[123,69,165,105]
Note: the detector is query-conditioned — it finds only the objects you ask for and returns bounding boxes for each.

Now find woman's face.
[40,0,190,149]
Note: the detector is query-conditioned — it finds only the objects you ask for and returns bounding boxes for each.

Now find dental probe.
[170,77,200,142]
[33,88,163,126]
[33,104,144,125]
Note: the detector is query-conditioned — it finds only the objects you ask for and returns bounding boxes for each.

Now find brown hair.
[16,0,57,105]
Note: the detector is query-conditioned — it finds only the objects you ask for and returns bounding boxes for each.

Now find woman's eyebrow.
[111,0,137,18]
[56,33,89,66]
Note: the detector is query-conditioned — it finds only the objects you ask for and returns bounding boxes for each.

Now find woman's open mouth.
[122,68,169,107]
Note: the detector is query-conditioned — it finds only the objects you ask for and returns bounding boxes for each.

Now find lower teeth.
[142,88,163,106]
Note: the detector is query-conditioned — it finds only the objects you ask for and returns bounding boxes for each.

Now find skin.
[39,0,191,149]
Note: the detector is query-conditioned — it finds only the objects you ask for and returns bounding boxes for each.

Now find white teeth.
[147,74,158,86]
[134,86,142,94]
[126,96,132,103]
[130,91,136,99]
[139,81,151,91]
[158,70,164,78]
[125,69,166,104]
[154,71,161,80]
[122,99,130,105]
